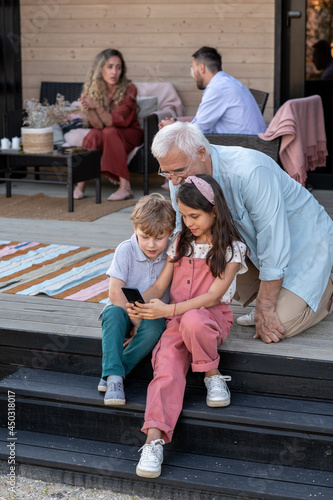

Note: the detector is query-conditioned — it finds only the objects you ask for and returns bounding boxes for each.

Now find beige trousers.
[234,259,333,338]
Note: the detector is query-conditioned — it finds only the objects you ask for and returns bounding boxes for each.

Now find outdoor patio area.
[1,169,333,500]
[0,171,332,362]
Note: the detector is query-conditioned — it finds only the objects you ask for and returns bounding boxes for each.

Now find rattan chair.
[40,82,83,104]
[249,89,269,114]
[204,133,280,163]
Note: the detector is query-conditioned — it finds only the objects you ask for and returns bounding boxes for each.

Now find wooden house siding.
[20,0,275,122]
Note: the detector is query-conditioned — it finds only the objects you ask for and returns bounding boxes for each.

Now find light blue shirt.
[191,71,267,134]
[170,145,333,311]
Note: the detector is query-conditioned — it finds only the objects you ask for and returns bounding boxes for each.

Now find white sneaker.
[236,308,255,326]
[136,439,165,478]
[204,374,231,407]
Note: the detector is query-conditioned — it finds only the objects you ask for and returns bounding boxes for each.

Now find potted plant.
[22,94,70,154]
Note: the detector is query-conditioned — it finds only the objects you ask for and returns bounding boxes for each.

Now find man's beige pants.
[234,259,333,338]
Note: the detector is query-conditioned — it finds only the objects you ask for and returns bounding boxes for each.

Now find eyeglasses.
[158,156,195,179]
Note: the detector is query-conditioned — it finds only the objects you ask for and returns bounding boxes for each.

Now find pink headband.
[184,176,215,205]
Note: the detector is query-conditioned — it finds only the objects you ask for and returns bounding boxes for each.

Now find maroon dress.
[82,83,143,182]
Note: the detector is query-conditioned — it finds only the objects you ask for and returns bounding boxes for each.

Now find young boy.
[97,195,176,405]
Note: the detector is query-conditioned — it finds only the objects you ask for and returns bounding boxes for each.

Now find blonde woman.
[75,49,143,201]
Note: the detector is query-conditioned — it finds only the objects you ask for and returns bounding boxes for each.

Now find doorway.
[0,0,22,138]
[275,0,333,189]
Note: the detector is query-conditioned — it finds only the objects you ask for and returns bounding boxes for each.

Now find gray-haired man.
[152,121,333,344]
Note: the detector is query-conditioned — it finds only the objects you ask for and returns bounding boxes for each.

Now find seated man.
[160,46,267,134]
[152,121,333,343]
[312,39,333,81]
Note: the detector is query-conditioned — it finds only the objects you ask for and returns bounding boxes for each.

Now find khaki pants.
[234,259,333,338]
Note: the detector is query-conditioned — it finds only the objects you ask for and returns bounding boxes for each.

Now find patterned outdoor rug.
[0,241,114,303]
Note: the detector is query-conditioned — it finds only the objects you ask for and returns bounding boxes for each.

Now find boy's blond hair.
[130,195,176,236]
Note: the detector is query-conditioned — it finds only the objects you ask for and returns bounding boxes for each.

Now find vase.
[21,126,54,154]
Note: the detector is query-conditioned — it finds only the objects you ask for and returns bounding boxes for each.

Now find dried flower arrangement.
[23,93,70,128]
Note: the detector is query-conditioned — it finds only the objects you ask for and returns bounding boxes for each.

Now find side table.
[0,149,101,212]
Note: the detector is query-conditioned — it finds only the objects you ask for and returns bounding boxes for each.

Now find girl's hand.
[127,299,171,320]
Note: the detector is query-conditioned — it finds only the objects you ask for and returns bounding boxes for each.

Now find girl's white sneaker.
[136,439,165,478]
[204,374,231,407]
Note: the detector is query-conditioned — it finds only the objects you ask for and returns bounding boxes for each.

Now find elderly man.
[153,122,333,344]
[160,46,266,134]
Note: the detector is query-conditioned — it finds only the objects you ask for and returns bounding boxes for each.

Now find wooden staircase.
[0,327,333,499]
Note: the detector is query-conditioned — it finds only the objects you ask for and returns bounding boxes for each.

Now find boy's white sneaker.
[136,439,165,478]
[204,374,231,407]
[236,308,255,326]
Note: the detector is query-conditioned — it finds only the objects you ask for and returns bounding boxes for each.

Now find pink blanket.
[259,95,328,185]
[135,82,185,121]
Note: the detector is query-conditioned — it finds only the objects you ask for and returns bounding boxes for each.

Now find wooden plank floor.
[0,174,332,361]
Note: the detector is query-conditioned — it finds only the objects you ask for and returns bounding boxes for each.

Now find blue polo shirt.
[170,145,333,312]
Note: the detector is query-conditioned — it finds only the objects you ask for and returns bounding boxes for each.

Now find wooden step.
[0,428,332,500]
[1,328,333,399]
[1,368,333,473]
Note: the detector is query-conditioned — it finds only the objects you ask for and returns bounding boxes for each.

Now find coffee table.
[0,149,101,212]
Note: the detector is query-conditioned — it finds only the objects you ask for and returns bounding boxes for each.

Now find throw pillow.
[62,128,90,147]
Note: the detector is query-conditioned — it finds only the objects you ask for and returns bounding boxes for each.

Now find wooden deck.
[0,174,332,362]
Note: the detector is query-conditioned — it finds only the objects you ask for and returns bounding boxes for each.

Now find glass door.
[276,0,333,188]
[305,0,332,188]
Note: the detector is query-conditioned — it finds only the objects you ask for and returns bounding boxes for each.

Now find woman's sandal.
[107,188,134,201]
[73,187,85,199]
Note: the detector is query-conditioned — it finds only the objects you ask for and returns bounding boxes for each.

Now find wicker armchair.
[40,82,83,104]
[249,88,269,114]
[204,133,280,163]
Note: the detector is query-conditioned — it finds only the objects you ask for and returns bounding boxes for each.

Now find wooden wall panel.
[20,0,275,122]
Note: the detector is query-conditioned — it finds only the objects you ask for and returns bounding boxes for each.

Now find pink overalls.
[141,255,233,443]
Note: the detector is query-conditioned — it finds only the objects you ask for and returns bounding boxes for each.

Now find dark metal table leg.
[68,157,74,212]
[5,157,11,198]
[96,174,101,204]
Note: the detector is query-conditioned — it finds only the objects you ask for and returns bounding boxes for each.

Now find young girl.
[127,174,248,478]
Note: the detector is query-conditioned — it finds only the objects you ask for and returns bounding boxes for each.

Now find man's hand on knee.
[253,309,285,343]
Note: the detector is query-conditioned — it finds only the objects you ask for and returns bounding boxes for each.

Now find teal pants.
[101,305,165,379]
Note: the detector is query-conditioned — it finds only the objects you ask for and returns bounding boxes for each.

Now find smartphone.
[121,287,145,304]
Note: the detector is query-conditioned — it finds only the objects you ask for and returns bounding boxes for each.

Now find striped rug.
[0,241,115,303]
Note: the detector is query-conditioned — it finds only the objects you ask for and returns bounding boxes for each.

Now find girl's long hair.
[174,174,246,278]
[82,49,134,120]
